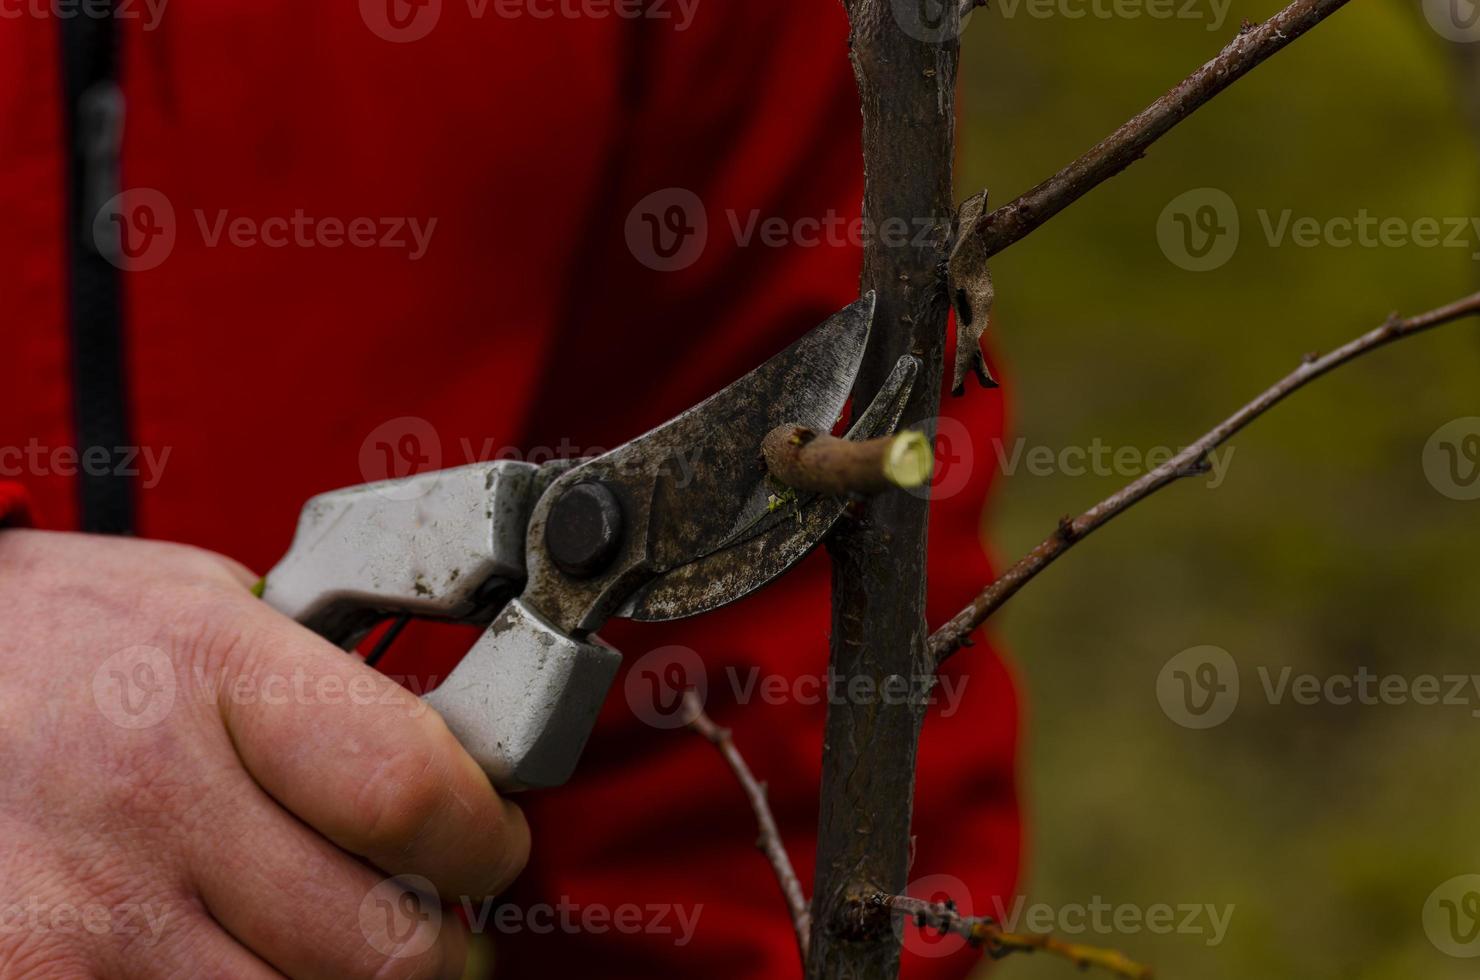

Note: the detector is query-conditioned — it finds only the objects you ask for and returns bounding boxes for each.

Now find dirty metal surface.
[521,295,878,635]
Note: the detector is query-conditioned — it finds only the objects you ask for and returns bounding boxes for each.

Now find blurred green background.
[956,1,1480,977]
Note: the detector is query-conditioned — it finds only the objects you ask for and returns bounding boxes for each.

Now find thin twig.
[762,424,933,497]
[681,692,811,962]
[877,895,1152,979]
[964,0,1352,261]
[931,290,1480,663]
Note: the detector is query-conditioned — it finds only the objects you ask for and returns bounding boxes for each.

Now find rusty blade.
[619,353,919,623]
[520,294,876,634]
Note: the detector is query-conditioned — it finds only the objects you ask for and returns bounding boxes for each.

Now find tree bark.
[807,2,959,976]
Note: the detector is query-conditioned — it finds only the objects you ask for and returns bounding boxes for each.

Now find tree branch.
[762,425,933,497]
[870,895,1152,979]
[930,290,1480,663]
[681,692,811,962]
[809,1,961,976]
[959,0,1353,263]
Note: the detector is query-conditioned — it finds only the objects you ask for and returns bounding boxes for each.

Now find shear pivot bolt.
[546,481,623,578]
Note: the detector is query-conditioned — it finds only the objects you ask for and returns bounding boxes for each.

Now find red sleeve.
[0,483,35,530]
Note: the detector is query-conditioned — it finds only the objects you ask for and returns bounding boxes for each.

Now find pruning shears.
[261,294,918,791]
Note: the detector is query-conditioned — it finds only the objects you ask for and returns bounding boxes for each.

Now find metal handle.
[263,461,622,789]
[262,461,537,645]
[424,599,621,790]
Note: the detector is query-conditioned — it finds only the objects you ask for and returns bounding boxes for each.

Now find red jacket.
[0,3,1020,976]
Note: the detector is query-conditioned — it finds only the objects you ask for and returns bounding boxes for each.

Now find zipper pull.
[77,81,126,262]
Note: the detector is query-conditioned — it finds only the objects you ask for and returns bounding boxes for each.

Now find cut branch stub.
[762,424,932,497]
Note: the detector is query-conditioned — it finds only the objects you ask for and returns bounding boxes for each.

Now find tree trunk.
[807,2,960,977]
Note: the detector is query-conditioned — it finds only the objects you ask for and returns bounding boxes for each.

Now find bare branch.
[869,895,1151,978]
[960,0,1353,262]
[810,0,960,973]
[681,692,811,962]
[762,425,933,497]
[930,290,1480,663]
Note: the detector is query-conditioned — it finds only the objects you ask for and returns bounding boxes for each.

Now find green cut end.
[884,431,934,489]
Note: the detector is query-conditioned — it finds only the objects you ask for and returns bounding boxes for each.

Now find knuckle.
[354,741,451,856]
[156,585,257,675]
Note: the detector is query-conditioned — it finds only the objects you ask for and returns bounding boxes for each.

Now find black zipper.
[59,3,136,535]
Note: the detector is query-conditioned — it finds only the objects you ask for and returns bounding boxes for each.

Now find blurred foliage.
[956,1,1480,977]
